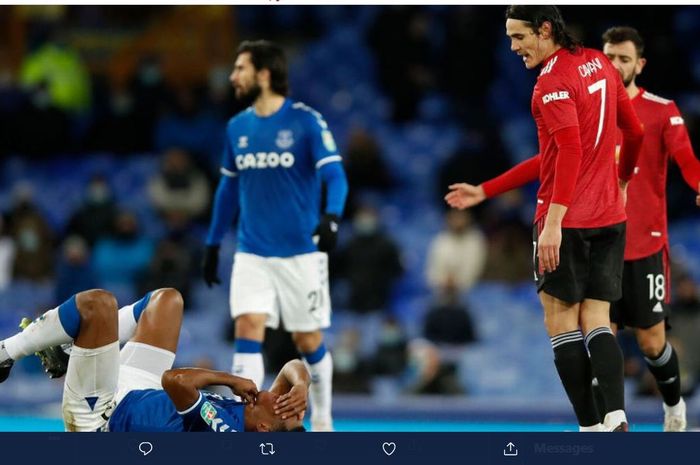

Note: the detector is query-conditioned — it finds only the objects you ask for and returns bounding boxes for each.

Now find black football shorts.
[533,221,626,304]
[610,249,670,329]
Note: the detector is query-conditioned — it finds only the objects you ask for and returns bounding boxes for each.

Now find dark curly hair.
[505,5,581,51]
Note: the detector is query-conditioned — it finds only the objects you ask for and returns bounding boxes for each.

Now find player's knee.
[292,331,322,353]
[638,334,665,358]
[75,289,118,322]
[151,288,184,318]
[235,314,266,338]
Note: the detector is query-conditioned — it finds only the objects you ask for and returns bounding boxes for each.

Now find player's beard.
[236,82,262,107]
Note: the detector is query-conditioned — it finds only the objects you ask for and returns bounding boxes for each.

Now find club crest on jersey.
[238,136,248,149]
[276,130,294,149]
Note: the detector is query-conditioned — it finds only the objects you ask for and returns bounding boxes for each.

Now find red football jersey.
[531,47,629,228]
[620,89,695,260]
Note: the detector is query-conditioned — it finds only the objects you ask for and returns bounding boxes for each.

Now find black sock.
[586,327,625,413]
[592,377,607,420]
[645,342,681,407]
[552,331,600,426]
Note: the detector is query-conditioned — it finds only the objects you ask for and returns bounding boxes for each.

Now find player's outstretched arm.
[269,360,310,420]
[444,154,541,210]
[162,368,258,411]
[445,183,487,209]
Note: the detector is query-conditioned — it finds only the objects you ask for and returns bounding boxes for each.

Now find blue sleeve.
[179,393,239,432]
[305,110,341,166]
[205,174,239,246]
[319,161,348,217]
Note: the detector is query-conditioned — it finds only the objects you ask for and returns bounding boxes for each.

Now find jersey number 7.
[587,78,607,149]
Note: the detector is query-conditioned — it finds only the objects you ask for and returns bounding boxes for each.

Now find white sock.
[603,409,627,430]
[304,351,333,424]
[664,397,685,416]
[2,308,72,361]
[0,342,10,365]
[231,352,264,390]
[118,305,139,344]
[579,423,605,432]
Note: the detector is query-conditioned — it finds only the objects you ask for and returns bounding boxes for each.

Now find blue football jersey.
[108,389,245,432]
[221,99,342,257]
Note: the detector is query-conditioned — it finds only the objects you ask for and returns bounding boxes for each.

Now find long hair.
[505,5,581,51]
[236,40,289,96]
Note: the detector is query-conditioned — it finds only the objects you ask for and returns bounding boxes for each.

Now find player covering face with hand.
[0,288,308,432]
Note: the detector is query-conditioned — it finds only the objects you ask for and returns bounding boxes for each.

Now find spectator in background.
[54,235,96,303]
[148,148,211,223]
[0,216,16,290]
[423,276,477,346]
[669,273,700,396]
[6,183,54,281]
[128,55,170,149]
[11,81,72,157]
[84,83,150,154]
[333,327,372,393]
[65,174,118,247]
[154,87,224,164]
[93,210,153,301]
[419,277,477,396]
[342,127,394,218]
[141,213,199,304]
[372,317,408,377]
[426,209,486,295]
[333,205,403,314]
[0,55,25,158]
[19,32,91,114]
[367,6,439,121]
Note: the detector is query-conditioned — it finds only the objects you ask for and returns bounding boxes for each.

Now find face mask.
[87,184,110,204]
[19,229,39,251]
[353,213,378,235]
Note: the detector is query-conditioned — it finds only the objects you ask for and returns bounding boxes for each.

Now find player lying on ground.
[0,288,308,432]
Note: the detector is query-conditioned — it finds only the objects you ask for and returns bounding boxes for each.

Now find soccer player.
[602,26,700,432]
[202,40,348,431]
[445,6,644,431]
[0,288,309,432]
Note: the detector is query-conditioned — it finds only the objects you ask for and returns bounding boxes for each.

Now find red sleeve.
[538,75,578,135]
[672,146,700,192]
[665,103,700,191]
[616,77,644,181]
[482,154,540,198]
[550,126,583,206]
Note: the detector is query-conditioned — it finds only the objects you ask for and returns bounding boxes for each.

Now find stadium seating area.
[1,6,700,425]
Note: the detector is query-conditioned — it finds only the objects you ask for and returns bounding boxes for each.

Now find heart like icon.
[382,442,396,456]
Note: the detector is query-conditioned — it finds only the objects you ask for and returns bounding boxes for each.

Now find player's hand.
[274,384,308,420]
[696,182,700,207]
[538,224,562,273]
[313,214,340,252]
[202,245,221,287]
[619,179,629,207]
[445,183,486,209]
[228,377,258,404]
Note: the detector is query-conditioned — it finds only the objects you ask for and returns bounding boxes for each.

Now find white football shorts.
[62,341,175,432]
[230,251,331,332]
